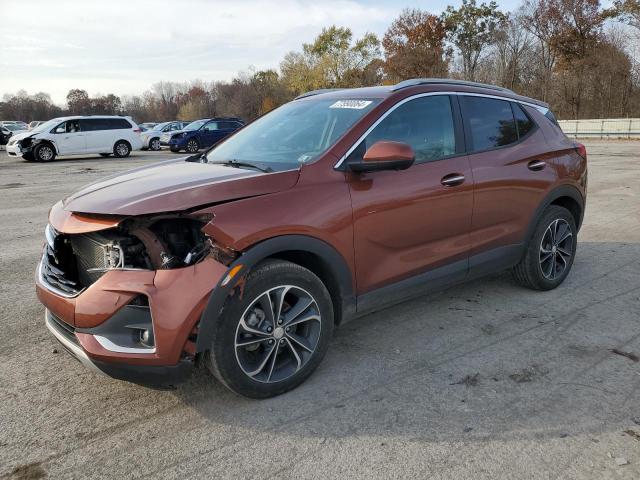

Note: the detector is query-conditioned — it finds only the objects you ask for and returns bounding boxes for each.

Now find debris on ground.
[509,365,549,383]
[463,426,473,433]
[624,429,640,441]
[52,348,58,354]
[610,349,639,362]
[450,373,479,387]
[615,457,629,466]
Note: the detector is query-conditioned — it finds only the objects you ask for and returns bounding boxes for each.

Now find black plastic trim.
[195,235,356,353]
[92,359,193,388]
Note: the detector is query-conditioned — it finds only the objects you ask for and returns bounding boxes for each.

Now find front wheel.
[149,138,161,151]
[34,143,56,162]
[113,140,131,158]
[205,260,334,398]
[512,205,577,290]
[185,138,199,153]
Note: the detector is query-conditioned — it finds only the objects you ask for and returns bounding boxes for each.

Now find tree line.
[2,0,639,123]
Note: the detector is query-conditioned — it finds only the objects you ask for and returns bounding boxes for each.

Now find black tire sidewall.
[34,143,55,162]
[207,261,334,398]
[528,206,577,289]
[113,141,130,157]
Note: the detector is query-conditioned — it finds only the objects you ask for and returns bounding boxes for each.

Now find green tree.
[442,0,508,81]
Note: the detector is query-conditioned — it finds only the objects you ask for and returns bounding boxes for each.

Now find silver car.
[140,121,188,150]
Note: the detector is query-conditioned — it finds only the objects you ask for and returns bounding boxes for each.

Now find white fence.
[558,118,640,139]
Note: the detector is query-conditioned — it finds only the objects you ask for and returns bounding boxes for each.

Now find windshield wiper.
[211,159,272,173]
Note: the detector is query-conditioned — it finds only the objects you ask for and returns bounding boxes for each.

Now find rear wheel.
[512,205,577,290]
[113,140,131,158]
[205,260,334,398]
[149,138,161,151]
[34,143,56,162]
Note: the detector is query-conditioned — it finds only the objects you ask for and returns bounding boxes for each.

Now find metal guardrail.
[558,118,640,139]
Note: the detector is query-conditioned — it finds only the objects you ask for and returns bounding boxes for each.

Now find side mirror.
[349,141,415,173]
[54,126,65,134]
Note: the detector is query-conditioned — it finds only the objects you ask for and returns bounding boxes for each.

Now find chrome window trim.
[333,91,549,169]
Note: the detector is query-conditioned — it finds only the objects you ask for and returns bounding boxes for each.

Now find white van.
[6,116,143,161]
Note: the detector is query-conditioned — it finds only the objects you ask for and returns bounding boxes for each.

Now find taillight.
[576,143,587,160]
[133,128,141,134]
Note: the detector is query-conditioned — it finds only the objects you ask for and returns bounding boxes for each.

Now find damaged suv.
[37,79,587,398]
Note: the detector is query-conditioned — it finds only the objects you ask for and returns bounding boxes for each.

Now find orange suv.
[37,79,587,398]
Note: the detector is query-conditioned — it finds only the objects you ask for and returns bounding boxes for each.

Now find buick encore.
[36,79,587,398]
[7,116,143,161]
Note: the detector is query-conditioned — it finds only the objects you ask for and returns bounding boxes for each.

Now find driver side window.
[346,95,456,165]
[54,120,80,134]
[203,122,219,132]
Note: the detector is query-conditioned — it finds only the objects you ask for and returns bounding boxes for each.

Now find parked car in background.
[140,121,189,150]
[29,121,45,129]
[139,122,158,131]
[2,121,29,130]
[35,79,586,398]
[1,123,27,145]
[161,117,244,153]
[6,116,143,161]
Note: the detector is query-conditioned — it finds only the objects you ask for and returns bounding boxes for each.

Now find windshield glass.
[184,120,208,131]
[205,98,380,169]
[150,122,170,131]
[30,119,62,134]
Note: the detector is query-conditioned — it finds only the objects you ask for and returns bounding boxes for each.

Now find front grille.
[48,311,78,346]
[41,236,83,296]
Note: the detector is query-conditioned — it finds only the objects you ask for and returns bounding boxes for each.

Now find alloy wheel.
[187,140,198,153]
[234,285,321,383]
[116,143,129,156]
[150,138,161,150]
[539,218,573,280]
[39,146,53,161]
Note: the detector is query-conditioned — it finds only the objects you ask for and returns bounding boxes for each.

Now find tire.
[170,146,181,153]
[149,138,161,151]
[205,260,334,398]
[185,138,199,153]
[113,140,131,158]
[512,205,577,290]
[100,153,111,157]
[33,143,56,162]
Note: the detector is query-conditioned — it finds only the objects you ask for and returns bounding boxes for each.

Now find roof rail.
[294,88,344,100]
[392,78,514,94]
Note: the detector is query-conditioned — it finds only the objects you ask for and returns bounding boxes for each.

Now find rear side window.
[460,96,518,151]
[347,95,457,164]
[512,103,535,138]
[107,118,132,129]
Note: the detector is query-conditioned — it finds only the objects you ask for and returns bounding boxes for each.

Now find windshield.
[205,98,380,168]
[30,118,63,134]
[184,120,208,131]
[150,122,170,131]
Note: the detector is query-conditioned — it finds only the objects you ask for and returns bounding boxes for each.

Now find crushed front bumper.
[37,256,228,386]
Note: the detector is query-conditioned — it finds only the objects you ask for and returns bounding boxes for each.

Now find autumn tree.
[66,89,91,114]
[605,0,640,29]
[442,0,508,81]
[281,26,381,94]
[382,8,450,81]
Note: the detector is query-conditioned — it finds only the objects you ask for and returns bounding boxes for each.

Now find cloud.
[0,0,522,104]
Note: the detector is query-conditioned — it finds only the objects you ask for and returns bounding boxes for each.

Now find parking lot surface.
[1,143,639,479]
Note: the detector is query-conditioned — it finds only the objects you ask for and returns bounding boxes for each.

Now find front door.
[345,94,473,297]
[54,120,86,155]
[200,121,220,147]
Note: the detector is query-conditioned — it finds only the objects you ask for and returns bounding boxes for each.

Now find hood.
[7,131,31,142]
[63,158,300,216]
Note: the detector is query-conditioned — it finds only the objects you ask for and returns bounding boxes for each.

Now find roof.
[294,78,548,108]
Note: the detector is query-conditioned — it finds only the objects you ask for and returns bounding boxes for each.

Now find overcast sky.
[1,0,524,105]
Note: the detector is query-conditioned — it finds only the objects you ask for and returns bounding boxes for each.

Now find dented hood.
[63,158,299,215]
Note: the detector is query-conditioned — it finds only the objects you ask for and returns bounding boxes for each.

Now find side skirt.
[353,244,523,319]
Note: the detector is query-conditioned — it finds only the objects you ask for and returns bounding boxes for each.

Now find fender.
[195,234,355,353]
[524,183,585,243]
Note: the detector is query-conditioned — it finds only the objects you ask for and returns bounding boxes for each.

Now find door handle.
[441,173,465,187]
[527,160,546,171]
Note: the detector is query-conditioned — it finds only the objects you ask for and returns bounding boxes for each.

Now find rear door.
[345,94,473,297]
[459,95,556,263]
[80,118,107,152]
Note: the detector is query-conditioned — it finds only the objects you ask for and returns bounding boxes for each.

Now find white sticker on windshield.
[329,100,373,110]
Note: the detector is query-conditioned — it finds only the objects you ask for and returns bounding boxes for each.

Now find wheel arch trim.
[525,184,585,243]
[195,234,355,353]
